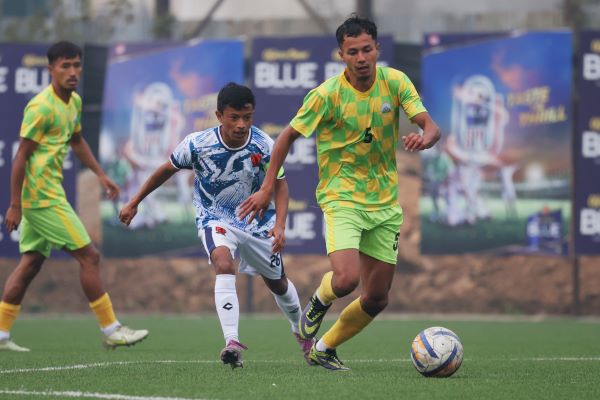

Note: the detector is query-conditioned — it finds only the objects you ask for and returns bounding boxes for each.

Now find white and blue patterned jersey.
[170,125,285,237]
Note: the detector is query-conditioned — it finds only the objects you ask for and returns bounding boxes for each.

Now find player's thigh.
[18,213,52,258]
[322,207,363,255]
[199,222,238,267]
[21,203,91,255]
[238,234,284,280]
[359,206,403,265]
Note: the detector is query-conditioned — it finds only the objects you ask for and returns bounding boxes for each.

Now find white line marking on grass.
[0,359,414,375]
[0,360,218,374]
[0,390,212,400]
[2,356,599,376]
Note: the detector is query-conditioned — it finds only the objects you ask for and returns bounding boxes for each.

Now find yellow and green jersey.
[19,85,82,208]
[290,66,426,210]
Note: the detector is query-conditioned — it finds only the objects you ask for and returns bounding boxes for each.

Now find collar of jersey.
[340,67,378,98]
[216,126,252,151]
[48,84,73,106]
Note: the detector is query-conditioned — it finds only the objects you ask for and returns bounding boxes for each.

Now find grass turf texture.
[1,316,600,399]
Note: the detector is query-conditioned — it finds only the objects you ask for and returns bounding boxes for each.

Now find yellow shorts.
[19,202,91,258]
[323,205,403,265]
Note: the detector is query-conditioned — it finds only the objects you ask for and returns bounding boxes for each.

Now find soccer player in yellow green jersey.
[240,15,441,370]
[1,41,148,352]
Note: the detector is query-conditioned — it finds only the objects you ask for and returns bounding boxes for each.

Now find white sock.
[316,338,330,352]
[215,274,239,344]
[101,321,121,336]
[0,330,9,340]
[272,279,301,334]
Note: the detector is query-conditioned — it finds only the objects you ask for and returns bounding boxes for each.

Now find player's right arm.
[4,138,38,232]
[238,125,302,223]
[239,87,328,222]
[119,161,178,226]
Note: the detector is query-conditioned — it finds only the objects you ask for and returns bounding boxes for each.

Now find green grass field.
[1,315,600,399]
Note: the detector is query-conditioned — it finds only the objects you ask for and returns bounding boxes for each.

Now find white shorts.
[199,221,284,280]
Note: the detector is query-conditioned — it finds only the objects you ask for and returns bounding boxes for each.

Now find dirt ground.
[1,153,599,315]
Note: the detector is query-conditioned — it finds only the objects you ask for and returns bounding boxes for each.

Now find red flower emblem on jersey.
[215,226,227,235]
[251,153,262,167]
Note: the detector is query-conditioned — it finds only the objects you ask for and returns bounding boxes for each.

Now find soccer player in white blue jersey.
[119,83,314,368]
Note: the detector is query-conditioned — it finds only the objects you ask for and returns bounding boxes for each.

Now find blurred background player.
[119,82,314,368]
[240,15,441,371]
[123,82,186,228]
[423,145,455,223]
[1,41,148,352]
[445,74,509,225]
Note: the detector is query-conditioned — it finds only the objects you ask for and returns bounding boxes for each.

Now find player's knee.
[88,248,101,267]
[213,260,235,275]
[79,247,101,269]
[20,253,44,278]
[361,293,389,315]
[332,272,359,295]
[264,276,287,295]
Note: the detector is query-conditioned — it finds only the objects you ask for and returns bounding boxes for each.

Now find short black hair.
[47,41,82,64]
[335,14,378,47]
[217,82,255,113]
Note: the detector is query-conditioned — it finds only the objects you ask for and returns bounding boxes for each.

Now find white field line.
[2,357,600,376]
[0,390,211,400]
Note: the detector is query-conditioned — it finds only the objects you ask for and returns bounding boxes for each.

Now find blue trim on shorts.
[204,227,216,254]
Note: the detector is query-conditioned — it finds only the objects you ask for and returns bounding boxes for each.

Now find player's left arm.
[269,177,289,253]
[69,132,119,200]
[402,112,441,152]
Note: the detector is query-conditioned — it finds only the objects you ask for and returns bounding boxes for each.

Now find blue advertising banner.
[574,31,600,255]
[251,36,394,254]
[0,43,77,258]
[100,40,244,257]
[526,209,564,255]
[420,31,572,254]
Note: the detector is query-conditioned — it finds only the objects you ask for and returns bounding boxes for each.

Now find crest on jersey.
[381,102,392,113]
[251,153,262,167]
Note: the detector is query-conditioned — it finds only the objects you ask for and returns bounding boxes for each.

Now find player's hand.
[268,225,286,253]
[402,132,427,152]
[238,188,272,223]
[99,174,120,200]
[4,204,21,232]
[402,131,440,152]
[119,202,138,226]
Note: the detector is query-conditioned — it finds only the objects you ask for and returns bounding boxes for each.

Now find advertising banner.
[574,31,600,255]
[251,36,394,254]
[100,40,244,257]
[420,32,572,254]
[0,44,77,258]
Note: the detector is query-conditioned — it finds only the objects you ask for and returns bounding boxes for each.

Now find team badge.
[215,226,227,235]
[250,153,262,167]
[381,102,392,113]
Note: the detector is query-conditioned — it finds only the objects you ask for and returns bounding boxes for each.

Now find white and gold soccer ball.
[410,326,463,377]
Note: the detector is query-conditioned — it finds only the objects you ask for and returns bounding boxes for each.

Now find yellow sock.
[322,298,373,348]
[316,271,337,305]
[89,293,118,328]
[0,301,21,333]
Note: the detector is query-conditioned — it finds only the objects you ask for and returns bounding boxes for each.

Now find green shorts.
[323,205,403,264]
[19,202,91,258]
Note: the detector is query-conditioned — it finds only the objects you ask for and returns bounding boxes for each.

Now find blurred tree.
[563,0,599,30]
[0,0,134,43]
[152,0,175,39]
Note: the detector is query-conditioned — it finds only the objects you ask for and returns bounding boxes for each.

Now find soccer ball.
[410,326,463,377]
